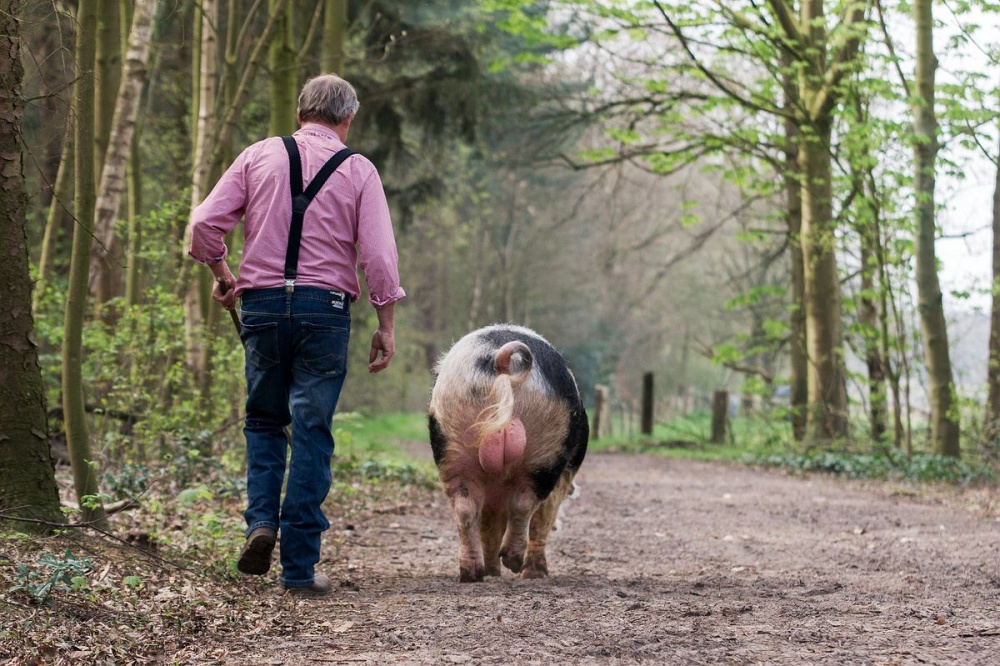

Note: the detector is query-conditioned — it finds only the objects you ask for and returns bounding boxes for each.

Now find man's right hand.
[369,328,395,373]
[212,271,237,310]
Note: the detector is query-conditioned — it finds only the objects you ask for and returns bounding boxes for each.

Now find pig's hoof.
[484,558,502,577]
[459,562,485,583]
[520,552,548,579]
[500,548,525,574]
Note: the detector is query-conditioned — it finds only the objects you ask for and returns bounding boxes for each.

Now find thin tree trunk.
[860,237,888,440]
[33,120,73,313]
[124,115,143,306]
[850,96,889,442]
[183,0,218,377]
[0,0,63,530]
[321,0,348,74]
[62,0,109,530]
[986,131,1000,444]
[92,0,122,306]
[782,60,807,441]
[88,0,159,304]
[913,0,960,456]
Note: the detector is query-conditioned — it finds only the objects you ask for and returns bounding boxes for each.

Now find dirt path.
[196,452,1000,665]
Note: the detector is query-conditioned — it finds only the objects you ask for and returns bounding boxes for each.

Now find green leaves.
[11,550,95,605]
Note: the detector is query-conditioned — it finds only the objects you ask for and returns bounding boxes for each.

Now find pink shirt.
[188,124,405,307]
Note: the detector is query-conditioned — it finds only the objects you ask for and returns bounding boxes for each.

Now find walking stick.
[217,278,242,335]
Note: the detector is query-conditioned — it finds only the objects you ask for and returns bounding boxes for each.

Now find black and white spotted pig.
[428,324,589,582]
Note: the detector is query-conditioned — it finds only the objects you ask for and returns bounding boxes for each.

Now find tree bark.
[268,0,297,136]
[62,0,109,529]
[913,0,960,457]
[0,0,64,531]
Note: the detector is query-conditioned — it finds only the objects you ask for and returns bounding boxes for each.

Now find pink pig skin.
[478,418,527,474]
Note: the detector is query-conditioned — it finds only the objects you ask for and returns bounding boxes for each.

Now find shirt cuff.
[187,243,229,266]
[369,287,406,309]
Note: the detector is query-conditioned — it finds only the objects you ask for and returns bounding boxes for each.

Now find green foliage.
[747,449,993,484]
[11,550,94,605]
[103,463,152,499]
[333,456,436,489]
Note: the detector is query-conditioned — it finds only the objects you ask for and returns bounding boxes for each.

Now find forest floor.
[4,446,1000,665]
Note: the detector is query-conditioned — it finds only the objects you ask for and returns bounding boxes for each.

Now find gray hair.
[297,75,360,126]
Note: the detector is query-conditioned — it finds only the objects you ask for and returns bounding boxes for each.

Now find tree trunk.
[782,61,807,441]
[986,131,1000,444]
[33,119,73,313]
[62,0,109,530]
[322,0,348,74]
[88,0,159,306]
[92,0,122,306]
[268,0,297,136]
[860,236,887,441]
[913,0,960,457]
[798,113,849,441]
[711,390,729,444]
[849,95,889,442]
[124,117,143,306]
[0,0,63,531]
[794,0,855,442]
[183,0,218,378]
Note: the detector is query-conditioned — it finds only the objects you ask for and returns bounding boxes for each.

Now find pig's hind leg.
[522,471,575,579]
[446,480,487,582]
[480,507,507,576]
[499,485,541,574]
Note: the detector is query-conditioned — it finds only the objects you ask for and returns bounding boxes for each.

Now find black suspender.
[280,136,354,292]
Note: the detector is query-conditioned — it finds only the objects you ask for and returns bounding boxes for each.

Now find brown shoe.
[282,573,333,598]
[237,527,276,575]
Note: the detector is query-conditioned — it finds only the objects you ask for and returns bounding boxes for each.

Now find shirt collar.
[294,123,343,144]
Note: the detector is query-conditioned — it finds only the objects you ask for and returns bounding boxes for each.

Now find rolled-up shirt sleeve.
[188,151,249,265]
[357,169,406,308]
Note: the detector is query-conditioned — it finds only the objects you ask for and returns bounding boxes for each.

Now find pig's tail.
[472,341,533,445]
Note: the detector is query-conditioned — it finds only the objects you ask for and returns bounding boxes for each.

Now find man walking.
[189,74,405,597]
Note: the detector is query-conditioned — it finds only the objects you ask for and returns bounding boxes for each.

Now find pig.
[428,324,589,582]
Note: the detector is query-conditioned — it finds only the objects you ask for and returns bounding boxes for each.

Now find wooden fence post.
[641,372,654,435]
[711,390,729,443]
[592,385,610,440]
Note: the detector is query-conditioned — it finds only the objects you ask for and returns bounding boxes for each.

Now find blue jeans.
[239,286,351,587]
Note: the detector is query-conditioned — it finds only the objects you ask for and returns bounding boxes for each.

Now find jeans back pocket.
[299,321,350,376]
[241,321,281,370]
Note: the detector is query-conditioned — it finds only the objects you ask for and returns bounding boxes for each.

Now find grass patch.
[590,410,792,461]
[360,411,998,486]
[333,411,428,461]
